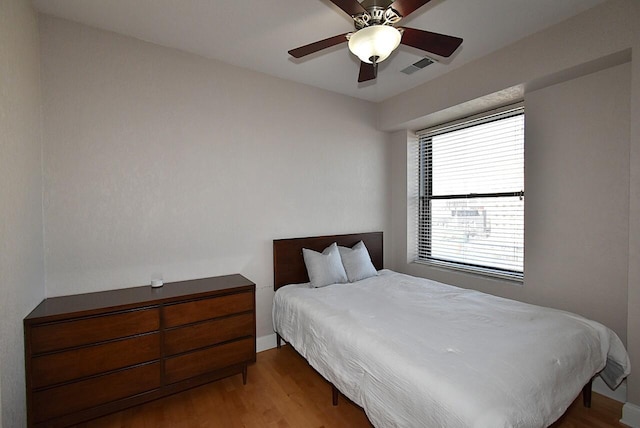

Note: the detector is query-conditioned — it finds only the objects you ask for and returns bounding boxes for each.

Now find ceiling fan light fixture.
[348,25,401,64]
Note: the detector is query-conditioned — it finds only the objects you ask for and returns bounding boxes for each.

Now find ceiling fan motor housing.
[354,6,402,30]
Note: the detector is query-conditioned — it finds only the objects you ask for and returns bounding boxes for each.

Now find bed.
[271,232,630,428]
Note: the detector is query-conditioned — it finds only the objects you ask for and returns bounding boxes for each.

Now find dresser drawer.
[165,337,254,384]
[163,292,253,328]
[31,308,159,354]
[164,313,253,356]
[31,333,160,389]
[33,362,161,423]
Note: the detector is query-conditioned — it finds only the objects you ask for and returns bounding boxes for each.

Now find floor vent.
[401,57,434,75]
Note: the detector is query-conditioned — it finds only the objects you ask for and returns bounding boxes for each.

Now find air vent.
[401,57,434,75]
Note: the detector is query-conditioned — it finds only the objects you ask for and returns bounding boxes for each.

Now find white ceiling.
[32,0,606,102]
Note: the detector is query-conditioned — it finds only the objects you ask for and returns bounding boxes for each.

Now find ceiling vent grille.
[401,57,434,75]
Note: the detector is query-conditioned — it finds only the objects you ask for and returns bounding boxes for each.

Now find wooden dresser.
[24,274,256,428]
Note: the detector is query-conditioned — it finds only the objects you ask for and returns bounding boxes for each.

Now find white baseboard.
[593,376,627,403]
[257,333,278,353]
[621,402,640,427]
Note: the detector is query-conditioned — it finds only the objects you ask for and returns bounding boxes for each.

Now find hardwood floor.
[78,345,626,428]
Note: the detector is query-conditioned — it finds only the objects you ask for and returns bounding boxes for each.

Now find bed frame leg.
[582,379,592,408]
[276,333,282,349]
[332,384,339,406]
[242,364,248,385]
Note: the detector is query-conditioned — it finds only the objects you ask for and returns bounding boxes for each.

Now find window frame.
[416,104,525,281]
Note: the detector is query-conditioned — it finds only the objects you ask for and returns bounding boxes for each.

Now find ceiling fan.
[288,0,463,83]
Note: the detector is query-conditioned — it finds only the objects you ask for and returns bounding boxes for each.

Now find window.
[416,105,524,280]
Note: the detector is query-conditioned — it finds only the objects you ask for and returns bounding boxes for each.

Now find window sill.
[412,259,524,285]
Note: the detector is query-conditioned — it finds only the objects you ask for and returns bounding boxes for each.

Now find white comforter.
[272,270,630,428]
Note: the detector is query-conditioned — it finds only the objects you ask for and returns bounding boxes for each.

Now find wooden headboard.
[273,232,383,290]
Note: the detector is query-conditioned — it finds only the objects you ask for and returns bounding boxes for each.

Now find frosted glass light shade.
[348,25,401,64]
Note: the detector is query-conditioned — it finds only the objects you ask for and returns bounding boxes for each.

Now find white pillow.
[338,241,378,282]
[303,242,348,288]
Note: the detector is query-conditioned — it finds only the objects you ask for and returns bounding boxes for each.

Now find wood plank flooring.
[78,345,626,428]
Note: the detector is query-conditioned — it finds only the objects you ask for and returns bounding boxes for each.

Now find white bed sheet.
[272,270,630,428]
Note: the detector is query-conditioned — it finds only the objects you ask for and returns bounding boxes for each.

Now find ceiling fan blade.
[288,33,349,58]
[329,0,368,17]
[358,61,377,82]
[391,0,432,18]
[400,27,462,57]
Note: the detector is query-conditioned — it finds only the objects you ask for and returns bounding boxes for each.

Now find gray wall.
[39,16,390,340]
[384,0,640,412]
[627,2,640,411]
[524,64,629,342]
[0,0,45,426]
[389,63,630,341]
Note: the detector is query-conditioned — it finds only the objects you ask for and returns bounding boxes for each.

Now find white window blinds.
[417,106,524,279]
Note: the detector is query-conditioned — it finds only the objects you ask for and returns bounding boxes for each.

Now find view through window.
[417,106,524,279]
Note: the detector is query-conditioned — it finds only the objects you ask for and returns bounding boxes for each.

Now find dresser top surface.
[25,274,255,322]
